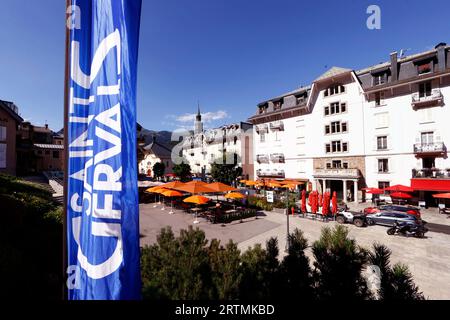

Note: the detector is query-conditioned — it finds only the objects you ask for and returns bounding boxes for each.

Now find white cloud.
[175,110,229,123]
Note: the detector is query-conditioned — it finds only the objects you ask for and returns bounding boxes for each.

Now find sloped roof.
[0,100,23,123]
[314,66,352,82]
[143,141,172,158]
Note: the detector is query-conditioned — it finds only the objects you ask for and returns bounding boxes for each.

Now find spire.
[196,101,201,121]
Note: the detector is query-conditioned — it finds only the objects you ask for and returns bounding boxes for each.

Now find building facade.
[138,136,174,178]
[249,42,450,205]
[0,100,23,175]
[180,108,254,180]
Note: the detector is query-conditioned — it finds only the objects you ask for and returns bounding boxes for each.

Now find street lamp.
[285,186,290,253]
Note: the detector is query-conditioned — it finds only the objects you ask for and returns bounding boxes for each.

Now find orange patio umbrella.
[162,190,184,214]
[245,180,257,186]
[225,192,244,199]
[160,181,185,190]
[184,195,211,224]
[207,182,237,193]
[183,195,211,205]
[173,181,215,194]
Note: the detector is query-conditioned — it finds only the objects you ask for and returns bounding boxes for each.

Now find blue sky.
[0,0,449,132]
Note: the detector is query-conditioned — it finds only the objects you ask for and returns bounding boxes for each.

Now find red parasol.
[318,193,323,207]
[384,184,414,193]
[390,192,413,199]
[363,188,384,194]
[432,193,450,199]
[331,191,338,215]
[311,191,318,214]
[322,192,330,216]
[301,190,307,213]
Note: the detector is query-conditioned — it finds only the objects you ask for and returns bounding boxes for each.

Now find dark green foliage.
[214,208,257,224]
[152,162,166,180]
[368,243,425,300]
[0,174,62,300]
[172,163,192,182]
[278,229,313,299]
[312,225,371,300]
[141,225,424,301]
[210,153,242,185]
[247,195,273,211]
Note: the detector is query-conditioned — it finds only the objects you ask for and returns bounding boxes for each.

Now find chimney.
[436,42,447,71]
[390,52,398,82]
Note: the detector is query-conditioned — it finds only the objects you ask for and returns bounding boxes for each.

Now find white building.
[138,136,174,178]
[249,42,450,206]
[180,107,254,179]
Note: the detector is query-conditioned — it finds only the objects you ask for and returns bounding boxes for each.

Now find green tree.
[208,239,242,299]
[210,153,243,185]
[152,162,166,180]
[141,226,212,299]
[368,243,424,300]
[312,225,371,300]
[279,229,313,299]
[238,244,267,299]
[172,163,192,182]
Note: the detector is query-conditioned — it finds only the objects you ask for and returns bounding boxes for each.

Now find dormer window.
[295,92,307,105]
[373,71,389,86]
[417,61,432,75]
[273,100,282,110]
[258,104,268,114]
[324,84,345,97]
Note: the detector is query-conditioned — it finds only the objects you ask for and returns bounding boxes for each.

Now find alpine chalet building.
[249,42,450,206]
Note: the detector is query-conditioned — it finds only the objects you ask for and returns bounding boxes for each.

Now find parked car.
[336,210,367,227]
[365,211,425,227]
[364,204,421,217]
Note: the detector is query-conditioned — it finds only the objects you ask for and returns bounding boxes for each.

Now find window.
[378,159,389,173]
[373,72,387,86]
[260,131,265,143]
[419,81,432,98]
[342,162,349,169]
[332,160,342,168]
[375,91,384,106]
[326,163,332,169]
[273,101,282,110]
[0,143,6,168]
[421,132,434,145]
[53,151,59,159]
[326,121,348,135]
[332,140,341,153]
[377,136,388,150]
[324,84,345,97]
[233,136,237,145]
[342,142,348,152]
[378,181,390,190]
[417,61,432,75]
[375,112,389,128]
[325,144,331,153]
[325,102,346,116]
[331,121,340,134]
[0,125,6,141]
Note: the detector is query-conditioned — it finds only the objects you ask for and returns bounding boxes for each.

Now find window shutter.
[387,135,392,150]
[435,130,442,143]
[374,158,379,174]
[373,136,378,151]
[389,158,394,173]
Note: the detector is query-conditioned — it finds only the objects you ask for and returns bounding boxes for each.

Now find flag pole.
[62,0,71,300]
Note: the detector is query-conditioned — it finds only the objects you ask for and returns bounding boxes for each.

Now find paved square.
[139,203,450,300]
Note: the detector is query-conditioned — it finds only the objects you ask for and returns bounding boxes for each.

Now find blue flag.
[65,0,142,300]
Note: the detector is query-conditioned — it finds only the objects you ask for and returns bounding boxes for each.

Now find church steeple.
[194,102,203,134]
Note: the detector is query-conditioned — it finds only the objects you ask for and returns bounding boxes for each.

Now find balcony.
[256,154,270,163]
[256,169,285,178]
[413,142,446,157]
[313,168,360,179]
[411,89,444,109]
[270,121,284,131]
[255,124,268,134]
[270,153,285,163]
[412,168,450,179]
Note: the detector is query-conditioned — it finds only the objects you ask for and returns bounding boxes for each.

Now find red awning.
[411,179,450,192]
